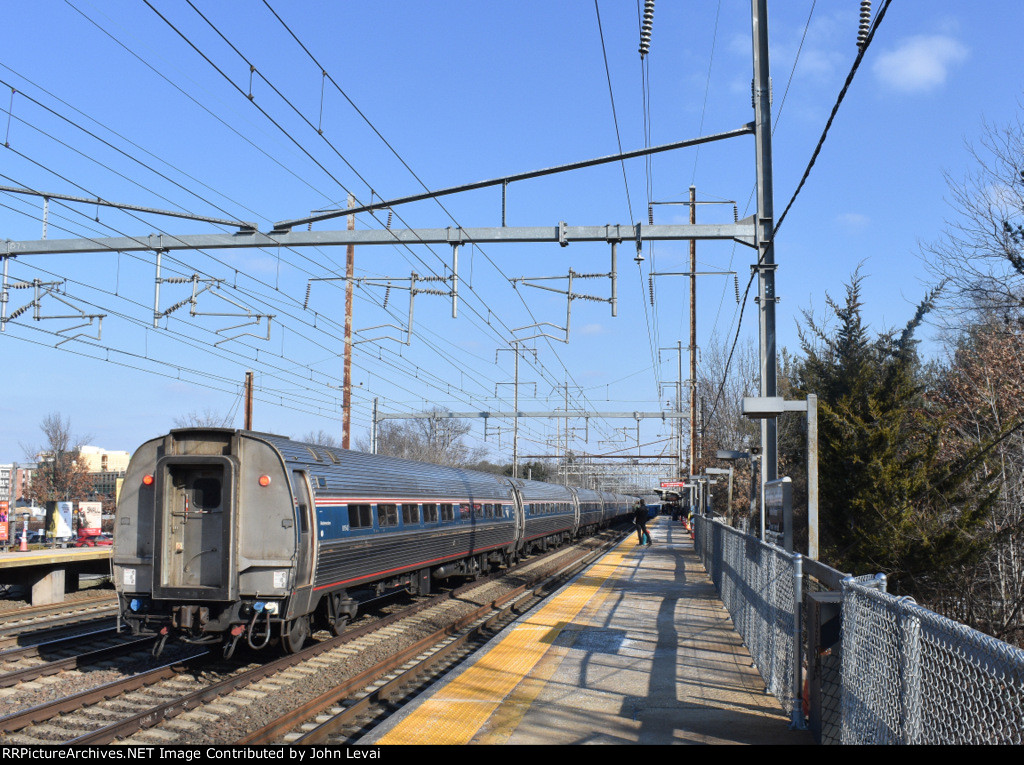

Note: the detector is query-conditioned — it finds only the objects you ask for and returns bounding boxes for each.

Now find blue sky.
[1,1,1021,478]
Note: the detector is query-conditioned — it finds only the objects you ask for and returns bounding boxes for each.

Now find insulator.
[733,204,739,223]
[383,283,391,309]
[649,275,655,306]
[639,0,655,58]
[303,283,311,310]
[386,209,393,229]
[858,0,872,51]
[734,275,740,304]
[648,205,654,225]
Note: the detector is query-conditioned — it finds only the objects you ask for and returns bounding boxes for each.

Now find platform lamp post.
[741,395,818,559]
[710,455,740,525]
[704,468,732,520]
[716,449,760,534]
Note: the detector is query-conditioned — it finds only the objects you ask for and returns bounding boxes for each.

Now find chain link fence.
[694,515,1024,744]
[693,514,800,721]
[842,578,1024,744]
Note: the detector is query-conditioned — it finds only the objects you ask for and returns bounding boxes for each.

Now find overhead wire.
[258,0,622,444]
[1,26,558,449]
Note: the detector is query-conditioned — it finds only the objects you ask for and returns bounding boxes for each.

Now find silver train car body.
[113,428,635,655]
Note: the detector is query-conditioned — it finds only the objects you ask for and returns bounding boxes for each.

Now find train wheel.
[281,615,310,653]
[329,614,350,637]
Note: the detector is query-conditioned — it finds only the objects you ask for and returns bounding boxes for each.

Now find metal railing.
[694,515,1024,744]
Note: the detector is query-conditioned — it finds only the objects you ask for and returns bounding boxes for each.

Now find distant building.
[90,469,125,500]
[0,463,36,506]
[78,446,130,474]
[0,464,10,505]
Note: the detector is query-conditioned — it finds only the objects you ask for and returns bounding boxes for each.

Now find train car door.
[289,470,315,588]
[152,455,235,601]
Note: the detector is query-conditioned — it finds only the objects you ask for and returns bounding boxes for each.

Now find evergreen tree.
[795,271,995,594]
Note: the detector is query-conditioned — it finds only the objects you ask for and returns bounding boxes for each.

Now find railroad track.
[0,630,156,688]
[0,595,119,650]
[0,529,625,745]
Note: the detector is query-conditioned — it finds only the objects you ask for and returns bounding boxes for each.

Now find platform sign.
[80,501,102,536]
[660,481,687,488]
[765,477,793,553]
[0,500,7,543]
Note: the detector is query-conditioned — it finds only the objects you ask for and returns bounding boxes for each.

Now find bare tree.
[929,319,1024,644]
[21,412,93,506]
[301,429,343,448]
[355,408,486,468]
[172,408,235,428]
[919,107,1024,645]
[697,334,761,524]
[924,109,1024,319]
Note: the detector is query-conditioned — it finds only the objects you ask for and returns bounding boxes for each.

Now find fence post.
[790,553,807,729]
[898,598,923,744]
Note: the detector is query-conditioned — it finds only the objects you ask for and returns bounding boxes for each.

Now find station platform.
[361,517,813,745]
[0,546,112,604]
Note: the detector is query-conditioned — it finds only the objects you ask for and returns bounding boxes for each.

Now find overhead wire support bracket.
[511,267,614,343]
[152,250,274,341]
[0,273,105,341]
[0,184,259,232]
[306,268,456,347]
[270,123,756,232]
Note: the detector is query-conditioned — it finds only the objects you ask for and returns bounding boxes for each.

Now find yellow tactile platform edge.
[377,532,644,745]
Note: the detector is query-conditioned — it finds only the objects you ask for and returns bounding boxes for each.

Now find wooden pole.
[343,195,355,450]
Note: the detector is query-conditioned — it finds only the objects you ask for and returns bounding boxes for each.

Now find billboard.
[47,501,74,540]
[79,501,103,536]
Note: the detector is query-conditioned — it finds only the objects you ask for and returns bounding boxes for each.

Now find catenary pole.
[752,0,778,486]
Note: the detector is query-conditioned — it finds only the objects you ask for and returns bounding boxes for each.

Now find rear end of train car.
[113,428,310,656]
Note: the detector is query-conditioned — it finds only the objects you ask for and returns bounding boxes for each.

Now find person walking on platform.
[633,500,651,547]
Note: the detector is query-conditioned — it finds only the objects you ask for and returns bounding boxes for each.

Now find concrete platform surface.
[363,518,813,745]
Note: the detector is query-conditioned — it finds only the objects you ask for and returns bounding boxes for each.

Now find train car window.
[348,504,372,529]
[423,504,438,523]
[458,503,471,521]
[484,503,493,518]
[314,476,326,489]
[378,504,398,527]
[402,504,420,525]
[473,503,482,519]
[191,478,221,510]
[440,504,454,522]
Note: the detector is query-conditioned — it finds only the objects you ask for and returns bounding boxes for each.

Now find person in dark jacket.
[633,500,651,547]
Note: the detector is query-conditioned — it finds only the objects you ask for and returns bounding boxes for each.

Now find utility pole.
[342,195,355,450]
[244,370,253,430]
[752,0,778,486]
[689,185,698,481]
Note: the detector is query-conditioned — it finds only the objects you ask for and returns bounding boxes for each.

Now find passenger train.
[112,428,637,657]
